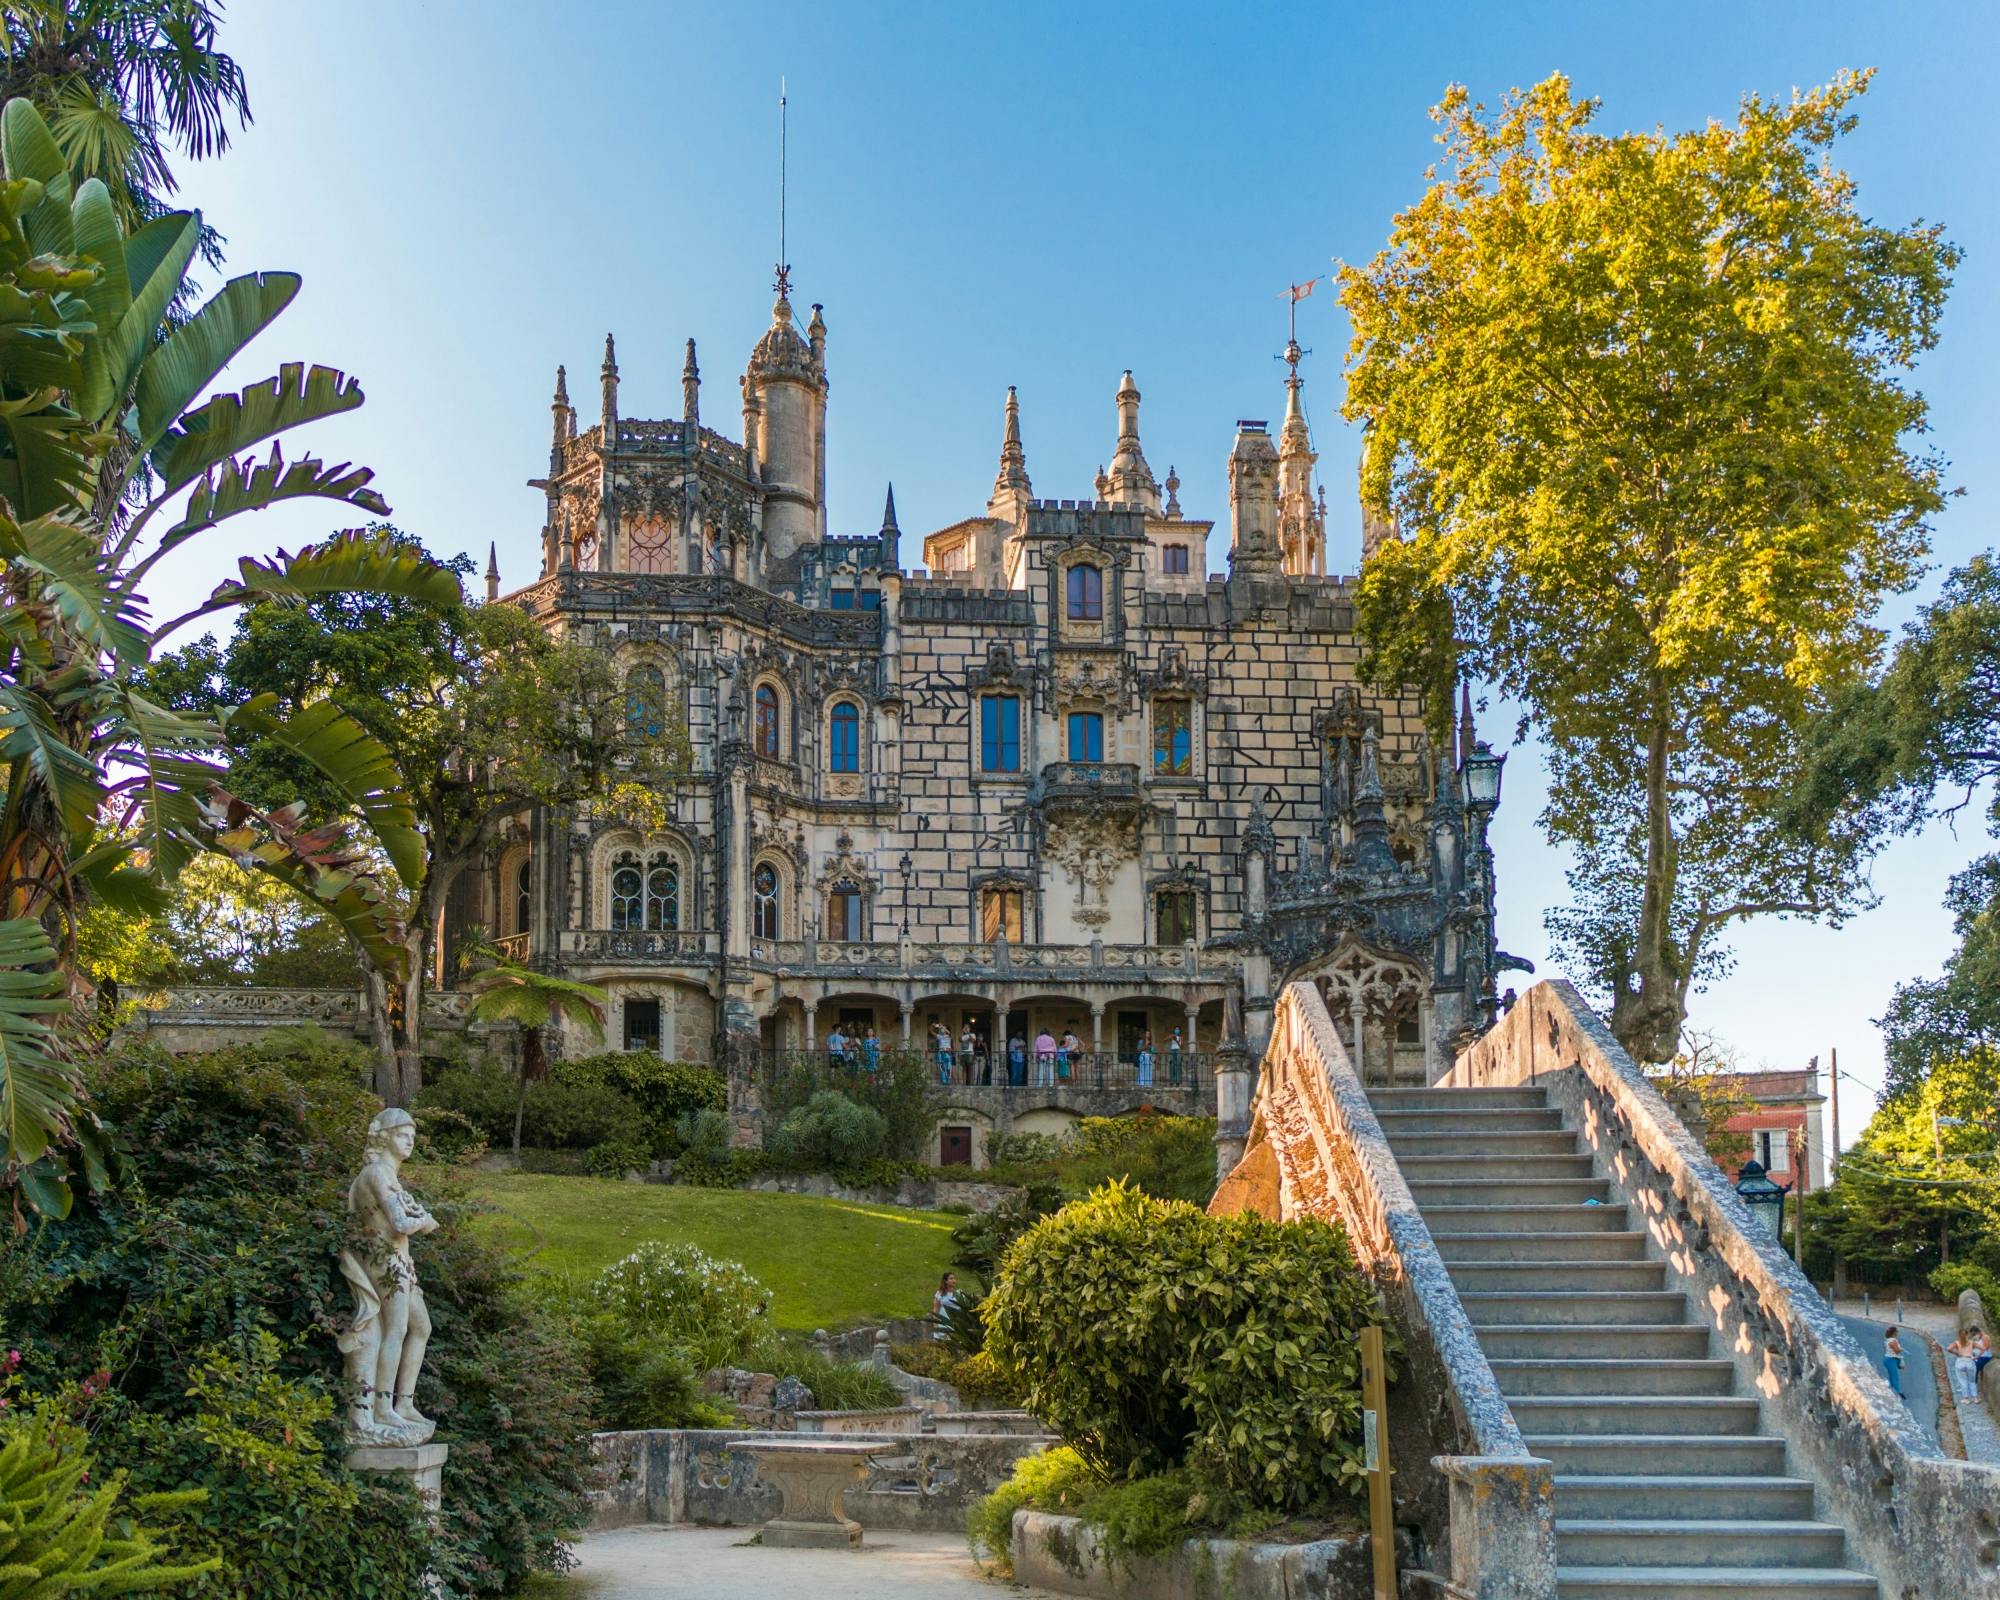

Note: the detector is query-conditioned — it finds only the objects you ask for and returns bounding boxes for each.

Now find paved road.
[1839,1313,1939,1446]
[556,1526,1061,1599]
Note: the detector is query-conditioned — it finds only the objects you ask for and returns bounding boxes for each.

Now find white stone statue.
[337,1108,438,1445]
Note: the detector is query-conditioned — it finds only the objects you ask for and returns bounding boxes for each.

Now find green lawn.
[463,1173,956,1331]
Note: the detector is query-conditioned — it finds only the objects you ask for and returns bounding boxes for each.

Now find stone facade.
[448,280,1506,1154]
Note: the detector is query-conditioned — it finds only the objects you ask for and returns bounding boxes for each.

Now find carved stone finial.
[683,337,700,429]
[1164,465,1181,519]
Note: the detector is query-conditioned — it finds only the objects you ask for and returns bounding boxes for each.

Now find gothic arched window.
[752,862,781,939]
[626,664,667,742]
[610,850,680,931]
[1066,563,1103,620]
[829,701,862,773]
[626,516,673,575]
[514,856,532,936]
[755,684,782,758]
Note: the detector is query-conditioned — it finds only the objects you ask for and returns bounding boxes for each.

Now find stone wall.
[588,1427,1048,1534]
[1010,1510,1411,1600]
[1453,980,2000,1600]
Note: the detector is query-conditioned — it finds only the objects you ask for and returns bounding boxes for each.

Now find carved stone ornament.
[815,831,879,894]
[1045,808,1140,924]
[966,641,1033,693]
[336,1109,439,1446]
[1050,651,1131,713]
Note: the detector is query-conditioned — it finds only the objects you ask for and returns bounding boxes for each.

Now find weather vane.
[774,78,791,299]
[1278,275,1321,370]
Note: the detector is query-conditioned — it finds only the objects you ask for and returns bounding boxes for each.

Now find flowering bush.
[587,1242,771,1368]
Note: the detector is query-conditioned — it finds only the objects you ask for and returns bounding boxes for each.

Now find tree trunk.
[1613,711,1688,1064]
[362,935,428,1107]
[511,1028,545,1158]
[362,970,398,1104]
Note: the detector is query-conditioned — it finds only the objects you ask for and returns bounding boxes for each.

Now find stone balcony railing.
[1033,761,1142,807]
[127,986,472,1029]
[560,929,722,964]
[745,935,1237,983]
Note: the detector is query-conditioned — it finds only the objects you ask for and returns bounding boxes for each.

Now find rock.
[745,1372,778,1407]
[773,1376,816,1414]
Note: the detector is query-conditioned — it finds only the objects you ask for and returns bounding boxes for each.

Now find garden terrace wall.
[1010,1510,1414,1600]
[1451,980,2000,1600]
[589,1427,1047,1533]
[1210,980,1556,1600]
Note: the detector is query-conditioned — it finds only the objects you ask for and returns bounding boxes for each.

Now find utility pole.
[1828,1047,1841,1180]
[1792,1127,1808,1273]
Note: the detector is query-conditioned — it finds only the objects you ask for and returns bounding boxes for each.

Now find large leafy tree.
[152,535,685,1105]
[0,96,452,1212]
[1343,71,1957,1061]
[1797,554,2000,1102]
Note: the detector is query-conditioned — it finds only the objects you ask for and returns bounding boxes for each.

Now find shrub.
[520,1078,643,1150]
[763,1048,934,1158]
[588,1242,771,1369]
[735,1339,902,1413]
[573,1316,733,1431]
[416,1063,521,1145]
[1931,1261,2000,1323]
[418,1104,489,1164]
[985,1181,1384,1517]
[968,1443,1098,1571]
[986,1131,1066,1167]
[6,1036,595,1597]
[584,1136,651,1178]
[676,1106,734,1165]
[952,1181,1066,1287]
[1062,1113,1219,1205]
[771,1090,888,1168]
[0,1405,218,1593]
[552,1052,727,1151]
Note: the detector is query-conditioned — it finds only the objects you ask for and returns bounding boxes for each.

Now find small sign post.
[1360,1324,1394,1600]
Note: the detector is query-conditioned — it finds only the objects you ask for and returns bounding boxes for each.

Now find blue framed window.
[830,702,862,772]
[625,664,666,742]
[1153,698,1193,776]
[980,696,1021,772]
[829,589,855,610]
[1067,711,1104,762]
[1066,563,1103,620]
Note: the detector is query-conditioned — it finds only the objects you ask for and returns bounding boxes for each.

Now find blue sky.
[171,1,1998,1139]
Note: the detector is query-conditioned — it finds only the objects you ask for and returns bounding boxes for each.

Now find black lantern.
[1735,1158,1789,1238]
[1465,740,1506,811]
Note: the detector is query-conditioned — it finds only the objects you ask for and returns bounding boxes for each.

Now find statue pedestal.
[347,1441,449,1520]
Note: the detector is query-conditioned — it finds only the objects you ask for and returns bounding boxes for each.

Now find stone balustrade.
[1450,980,2000,1600]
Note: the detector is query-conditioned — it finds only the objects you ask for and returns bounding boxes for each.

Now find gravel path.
[557,1526,1061,1598]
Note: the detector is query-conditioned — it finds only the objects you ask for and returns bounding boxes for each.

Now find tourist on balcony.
[1136,1033,1155,1088]
[861,1026,881,1073]
[1034,1028,1056,1086]
[1167,1027,1184,1083]
[826,1025,849,1069]
[960,1024,979,1085]
[931,1022,954,1084]
[1058,1027,1080,1081]
[1008,1034,1026,1086]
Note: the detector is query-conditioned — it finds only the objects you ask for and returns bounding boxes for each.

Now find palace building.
[453,276,1508,1161]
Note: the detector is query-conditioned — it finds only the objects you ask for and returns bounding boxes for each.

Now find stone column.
[1089,1003,1104,1056]
[899,1001,913,1044]
[803,1001,817,1052]
[726,762,750,960]
[1242,950,1274,1063]
[1212,1038,1252,1181]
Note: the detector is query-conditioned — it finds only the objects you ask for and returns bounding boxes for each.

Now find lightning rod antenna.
[777,78,789,297]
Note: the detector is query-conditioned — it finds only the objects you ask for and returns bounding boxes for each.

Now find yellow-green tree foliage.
[1342,72,1956,1061]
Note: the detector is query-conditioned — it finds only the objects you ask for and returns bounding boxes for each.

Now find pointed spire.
[1459,680,1476,769]
[485,542,500,603]
[880,482,900,535]
[1094,464,1110,503]
[989,385,1032,514]
[600,333,618,436]
[683,338,700,429]
[553,363,569,406]
[1164,465,1181,519]
[1106,370,1161,512]
[551,364,569,453]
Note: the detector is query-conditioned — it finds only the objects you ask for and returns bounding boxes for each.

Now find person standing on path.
[1950,1330,1983,1400]
[1883,1325,1905,1397]
[931,1271,960,1342]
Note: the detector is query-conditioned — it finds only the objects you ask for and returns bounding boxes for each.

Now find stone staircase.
[1370,1084,1880,1600]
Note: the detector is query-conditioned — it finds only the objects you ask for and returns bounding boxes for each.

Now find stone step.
[1447,1260,1668,1294]
[1528,1435,1790,1477]
[1386,1128,1580,1157]
[1418,1202,1634,1234]
[1509,1397,1764,1436]
[1401,1152,1601,1180]
[1372,1106,1566,1133]
[1556,1519,1849,1570]
[1491,1359,1736,1397]
[1409,1176,1613,1206]
[1477,1324,1713,1361]
[1555,1567,1879,1599]
[1553,1476,1819,1522]
[1461,1291,1688,1327]
[1369,1087,1551,1111]
[1432,1230,1650,1263]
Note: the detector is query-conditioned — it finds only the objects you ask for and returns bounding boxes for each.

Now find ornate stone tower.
[745,284,827,564]
[1277,338,1325,577]
[1105,370,1161,513]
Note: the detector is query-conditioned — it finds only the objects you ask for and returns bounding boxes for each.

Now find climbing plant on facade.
[1343,71,1957,1060]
